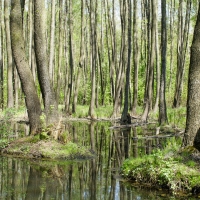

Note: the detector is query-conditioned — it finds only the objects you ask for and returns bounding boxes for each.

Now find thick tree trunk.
[0,2,3,110]
[34,0,58,124]
[183,2,200,150]
[10,0,42,135]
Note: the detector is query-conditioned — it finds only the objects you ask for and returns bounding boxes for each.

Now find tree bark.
[72,0,85,113]
[153,0,160,113]
[131,0,139,115]
[183,2,200,149]
[159,0,168,125]
[10,0,42,134]
[34,0,58,124]
[121,0,132,124]
[49,0,56,82]
[88,0,97,118]
[141,0,154,121]
[173,0,191,108]
[4,0,14,108]
[0,1,3,109]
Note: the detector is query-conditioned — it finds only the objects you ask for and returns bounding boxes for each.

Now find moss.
[1,137,95,161]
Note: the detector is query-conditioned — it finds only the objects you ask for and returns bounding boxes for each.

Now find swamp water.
[0,121,198,200]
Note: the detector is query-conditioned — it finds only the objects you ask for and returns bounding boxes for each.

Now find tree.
[159,0,168,125]
[141,0,156,121]
[121,0,132,124]
[173,0,191,108]
[131,0,139,115]
[0,0,3,109]
[4,0,14,108]
[88,0,97,118]
[183,1,200,150]
[10,0,42,134]
[34,0,58,124]
[49,0,56,82]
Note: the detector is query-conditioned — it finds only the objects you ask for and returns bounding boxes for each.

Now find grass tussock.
[120,139,200,196]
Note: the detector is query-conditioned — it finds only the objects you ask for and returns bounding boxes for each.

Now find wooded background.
[0,0,197,121]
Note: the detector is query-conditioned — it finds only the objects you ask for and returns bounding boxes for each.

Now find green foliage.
[0,108,20,149]
[121,140,200,194]
[72,105,89,118]
[167,107,186,128]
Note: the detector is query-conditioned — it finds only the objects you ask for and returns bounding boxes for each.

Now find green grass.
[120,139,200,195]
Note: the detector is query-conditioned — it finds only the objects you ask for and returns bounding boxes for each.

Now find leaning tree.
[10,0,60,137]
[183,1,200,151]
[10,0,42,134]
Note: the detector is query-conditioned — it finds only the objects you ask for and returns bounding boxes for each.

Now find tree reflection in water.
[0,121,173,200]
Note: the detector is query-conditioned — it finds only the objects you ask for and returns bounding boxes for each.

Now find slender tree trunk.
[112,0,127,118]
[10,0,42,134]
[88,0,97,118]
[49,0,56,82]
[4,0,14,108]
[183,2,200,150]
[131,0,139,115]
[56,0,64,103]
[141,0,155,121]
[168,0,175,91]
[67,0,74,113]
[121,0,132,124]
[173,0,191,108]
[159,0,168,125]
[72,0,85,113]
[153,0,160,113]
[34,0,58,124]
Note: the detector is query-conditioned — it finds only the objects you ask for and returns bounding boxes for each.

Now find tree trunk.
[0,1,3,109]
[131,0,139,115]
[56,0,64,104]
[168,0,175,91]
[141,0,154,121]
[88,0,97,118]
[67,0,74,113]
[49,0,56,82]
[10,0,42,134]
[121,0,132,125]
[173,0,191,108]
[72,0,85,113]
[183,2,200,150]
[34,0,58,124]
[4,0,14,108]
[153,0,160,113]
[159,0,168,125]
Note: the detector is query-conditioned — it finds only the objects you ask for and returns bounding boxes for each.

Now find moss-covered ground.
[120,139,200,197]
[1,135,95,160]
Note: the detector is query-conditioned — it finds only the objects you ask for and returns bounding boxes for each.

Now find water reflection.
[0,121,192,200]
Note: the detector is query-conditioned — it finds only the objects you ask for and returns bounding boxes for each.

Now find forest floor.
[120,143,200,198]
[1,135,95,161]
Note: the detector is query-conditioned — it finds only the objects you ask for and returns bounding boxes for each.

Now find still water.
[0,121,197,200]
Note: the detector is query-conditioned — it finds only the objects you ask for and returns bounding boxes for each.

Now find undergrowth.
[120,139,200,195]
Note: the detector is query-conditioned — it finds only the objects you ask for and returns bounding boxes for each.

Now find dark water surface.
[0,121,198,200]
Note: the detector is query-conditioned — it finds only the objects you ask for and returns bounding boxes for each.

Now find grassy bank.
[120,139,200,197]
[1,135,95,160]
